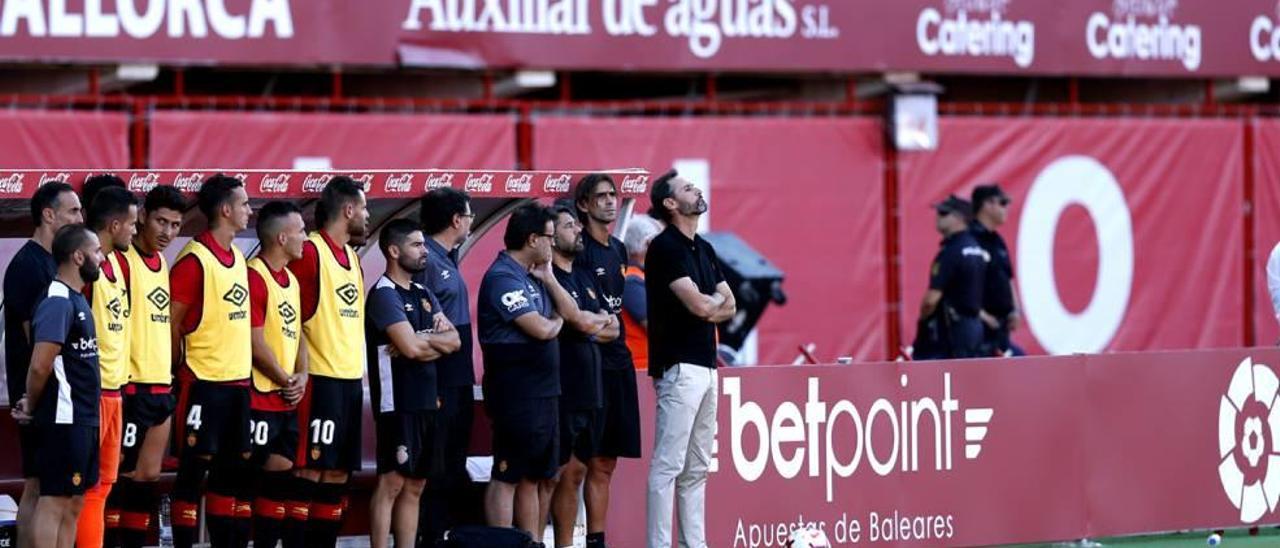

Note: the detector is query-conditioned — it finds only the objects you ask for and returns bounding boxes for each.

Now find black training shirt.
[554,264,604,410]
[644,225,725,377]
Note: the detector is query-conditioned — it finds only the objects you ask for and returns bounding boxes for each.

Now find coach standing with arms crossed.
[644,171,735,548]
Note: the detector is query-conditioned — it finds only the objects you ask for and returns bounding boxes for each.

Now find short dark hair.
[52,224,94,265]
[379,218,421,257]
[143,185,186,214]
[315,176,363,228]
[196,174,244,222]
[81,174,126,211]
[573,173,615,221]
[256,201,302,245]
[648,169,679,224]
[419,187,471,235]
[503,203,554,251]
[551,199,576,223]
[31,182,75,226]
[86,186,138,231]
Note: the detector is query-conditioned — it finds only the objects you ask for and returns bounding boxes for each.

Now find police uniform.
[119,244,176,472]
[925,229,988,359]
[969,220,1022,356]
[576,234,641,458]
[367,276,445,479]
[478,251,559,483]
[246,258,302,464]
[31,280,101,497]
[289,232,365,472]
[171,233,253,457]
[552,264,605,465]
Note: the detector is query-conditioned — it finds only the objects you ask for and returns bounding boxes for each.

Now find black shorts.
[376,411,443,479]
[436,385,474,488]
[296,376,363,472]
[20,423,39,478]
[37,424,99,497]
[176,379,251,459]
[597,368,642,458]
[250,409,300,466]
[120,387,176,473]
[559,407,602,466]
[490,397,558,483]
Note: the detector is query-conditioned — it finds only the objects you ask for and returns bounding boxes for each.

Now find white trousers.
[646,363,718,548]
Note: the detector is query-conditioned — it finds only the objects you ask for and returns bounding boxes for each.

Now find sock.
[206,459,240,548]
[252,471,291,548]
[171,456,210,548]
[586,531,606,548]
[281,476,313,548]
[307,482,345,548]
[120,481,158,548]
[77,479,114,548]
[232,467,255,548]
[105,476,130,547]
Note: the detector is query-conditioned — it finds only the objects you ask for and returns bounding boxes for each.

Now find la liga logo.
[1218,357,1280,523]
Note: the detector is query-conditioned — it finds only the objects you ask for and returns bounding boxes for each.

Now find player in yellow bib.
[168,175,254,548]
[245,201,310,548]
[80,178,139,548]
[286,176,369,548]
[108,185,185,548]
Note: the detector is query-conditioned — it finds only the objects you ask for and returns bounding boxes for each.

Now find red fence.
[0,108,1276,363]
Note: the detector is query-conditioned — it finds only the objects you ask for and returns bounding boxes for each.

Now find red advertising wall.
[149,111,516,170]
[897,117,1245,356]
[531,116,886,364]
[606,347,1280,546]
[0,110,128,169]
[4,0,1280,77]
[1253,120,1280,347]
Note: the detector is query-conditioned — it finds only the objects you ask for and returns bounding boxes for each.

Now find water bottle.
[157,494,173,548]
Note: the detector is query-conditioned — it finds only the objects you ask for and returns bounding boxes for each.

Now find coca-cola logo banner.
[0,169,647,199]
[2,1,1280,76]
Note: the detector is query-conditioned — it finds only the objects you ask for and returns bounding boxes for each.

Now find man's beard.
[398,255,427,274]
[80,261,101,283]
[680,199,708,215]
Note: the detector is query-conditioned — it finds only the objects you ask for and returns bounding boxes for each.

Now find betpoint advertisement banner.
[0,1,1279,76]
[531,116,887,365]
[896,116,1245,357]
[604,348,1280,546]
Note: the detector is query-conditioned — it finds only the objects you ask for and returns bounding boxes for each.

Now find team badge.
[498,460,508,473]
[421,298,432,313]
[187,433,197,447]
[311,447,322,461]
[396,446,409,464]
[71,473,82,486]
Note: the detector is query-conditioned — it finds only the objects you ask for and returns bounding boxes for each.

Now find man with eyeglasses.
[477,203,565,543]
[914,195,987,360]
[969,184,1024,357]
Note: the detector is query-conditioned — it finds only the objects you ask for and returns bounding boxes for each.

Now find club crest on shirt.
[71,473,81,486]
[421,298,433,313]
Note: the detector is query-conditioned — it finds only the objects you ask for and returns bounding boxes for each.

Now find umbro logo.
[336,283,360,307]
[106,297,123,319]
[147,287,170,310]
[278,301,297,324]
[223,284,248,307]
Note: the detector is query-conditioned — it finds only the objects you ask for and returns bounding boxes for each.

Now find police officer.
[915,195,987,360]
[969,184,1024,356]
